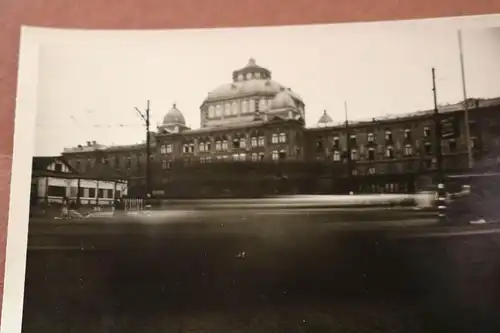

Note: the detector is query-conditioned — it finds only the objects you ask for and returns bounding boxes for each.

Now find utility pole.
[135,100,151,198]
[344,101,353,193]
[458,30,473,169]
[432,68,443,180]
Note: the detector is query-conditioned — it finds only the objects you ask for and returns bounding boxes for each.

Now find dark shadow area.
[22,225,500,333]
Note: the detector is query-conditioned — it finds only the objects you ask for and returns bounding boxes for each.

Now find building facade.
[31,156,128,206]
[60,59,500,197]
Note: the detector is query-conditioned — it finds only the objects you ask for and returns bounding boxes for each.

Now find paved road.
[21,209,500,332]
[27,208,438,250]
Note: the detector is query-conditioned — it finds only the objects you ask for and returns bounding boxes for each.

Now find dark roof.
[31,169,127,182]
[32,156,76,173]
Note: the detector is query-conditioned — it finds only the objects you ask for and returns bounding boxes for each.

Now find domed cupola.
[158,103,190,134]
[317,110,333,127]
[163,103,185,126]
[201,58,306,128]
[232,58,272,82]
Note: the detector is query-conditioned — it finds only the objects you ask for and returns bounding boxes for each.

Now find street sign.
[441,115,459,139]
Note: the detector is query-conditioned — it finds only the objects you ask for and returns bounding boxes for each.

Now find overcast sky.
[32,21,500,156]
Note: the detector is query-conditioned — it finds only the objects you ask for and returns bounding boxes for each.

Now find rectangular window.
[386,147,394,159]
[233,139,240,149]
[89,188,96,198]
[349,135,357,146]
[404,145,413,156]
[404,129,411,140]
[272,150,279,160]
[47,185,66,197]
[160,145,167,154]
[333,137,340,148]
[385,131,393,143]
[367,133,374,143]
[272,134,279,144]
[449,140,457,152]
[279,132,286,143]
[166,144,173,153]
[424,143,432,155]
[258,136,265,147]
[368,148,375,160]
[333,150,341,161]
[251,137,258,147]
[350,149,358,160]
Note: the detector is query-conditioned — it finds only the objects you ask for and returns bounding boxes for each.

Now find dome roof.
[163,104,186,126]
[270,89,297,110]
[318,110,333,124]
[203,58,304,104]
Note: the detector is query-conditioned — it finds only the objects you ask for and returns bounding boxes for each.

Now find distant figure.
[61,197,70,219]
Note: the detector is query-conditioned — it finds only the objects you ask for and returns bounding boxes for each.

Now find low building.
[31,156,128,206]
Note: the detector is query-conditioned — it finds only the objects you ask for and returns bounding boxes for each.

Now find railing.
[124,198,144,213]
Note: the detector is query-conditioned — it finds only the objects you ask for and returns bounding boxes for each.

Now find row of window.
[325,137,477,161]
[236,71,268,82]
[160,133,288,154]
[319,127,433,149]
[207,98,271,118]
[160,150,287,169]
[46,186,118,199]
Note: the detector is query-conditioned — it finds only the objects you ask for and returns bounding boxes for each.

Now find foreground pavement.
[22,218,500,333]
[27,208,439,250]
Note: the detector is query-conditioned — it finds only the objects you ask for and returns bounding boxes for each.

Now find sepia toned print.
[8,18,500,332]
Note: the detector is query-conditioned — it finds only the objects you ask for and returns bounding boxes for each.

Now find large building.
[61,59,500,198]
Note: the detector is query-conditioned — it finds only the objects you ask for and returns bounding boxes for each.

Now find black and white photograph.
[5,15,500,332]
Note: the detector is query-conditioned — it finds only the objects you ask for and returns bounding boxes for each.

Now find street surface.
[21,206,500,332]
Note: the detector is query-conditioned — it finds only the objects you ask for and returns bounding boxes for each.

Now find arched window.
[208,106,215,118]
[225,103,231,116]
[215,104,222,117]
[242,100,248,113]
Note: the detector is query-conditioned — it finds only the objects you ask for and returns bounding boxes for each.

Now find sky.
[32,21,500,156]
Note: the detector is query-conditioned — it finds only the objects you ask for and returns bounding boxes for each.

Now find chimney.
[92,140,97,145]
[87,141,91,146]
